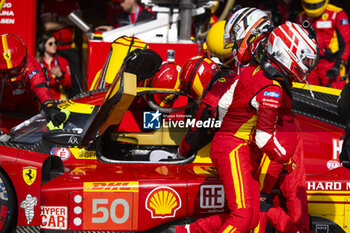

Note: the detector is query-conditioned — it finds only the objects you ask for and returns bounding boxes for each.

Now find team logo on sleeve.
[263,91,280,98]
[340,19,349,25]
[28,70,39,80]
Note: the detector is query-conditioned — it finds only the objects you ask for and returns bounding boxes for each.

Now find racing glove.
[326,66,340,79]
[280,158,296,175]
[43,100,67,127]
[260,192,273,212]
[327,59,346,80]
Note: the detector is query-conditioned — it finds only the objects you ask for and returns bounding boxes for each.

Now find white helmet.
[223,7,273,65]
[267,21,319,82]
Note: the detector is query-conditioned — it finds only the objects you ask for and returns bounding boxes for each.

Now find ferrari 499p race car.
[0,48,348,233]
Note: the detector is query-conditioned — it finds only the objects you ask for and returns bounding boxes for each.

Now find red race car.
[0,49,348,233]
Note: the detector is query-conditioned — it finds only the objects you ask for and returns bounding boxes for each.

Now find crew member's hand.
[281,158,296,174]
[326,66,340,79]
[260,192,273,212]
[43,101,67,127]
[50,66,64,81]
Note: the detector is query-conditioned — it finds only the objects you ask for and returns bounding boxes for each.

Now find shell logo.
[145,186,181,219]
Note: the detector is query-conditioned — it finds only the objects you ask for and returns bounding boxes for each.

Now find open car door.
[90,36,148,90]
[41,71,137,148]
[42,48,162,148]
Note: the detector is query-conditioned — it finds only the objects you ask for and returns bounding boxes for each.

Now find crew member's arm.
[252,84,291,164]
[26,55,66,126]
[178,102,216,157]
[26,55,54,103]
[40,1,82,31]
[336,10,350,66]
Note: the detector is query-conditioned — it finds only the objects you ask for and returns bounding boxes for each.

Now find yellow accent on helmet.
[206,20,232,59]
[302,0,329,18]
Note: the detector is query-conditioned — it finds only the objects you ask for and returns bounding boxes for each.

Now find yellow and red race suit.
[176,63,300,233]
[297,4,350,88]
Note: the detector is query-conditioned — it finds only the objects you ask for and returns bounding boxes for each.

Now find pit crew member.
[0,34,67,127]
[177,10,273,161]
[296,0,350,88]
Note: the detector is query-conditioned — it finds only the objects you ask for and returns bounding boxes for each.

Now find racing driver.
[0,34,67,127]
[167,17,319,233]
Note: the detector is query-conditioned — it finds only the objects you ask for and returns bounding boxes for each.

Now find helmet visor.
[224,21,244,49]
[303,56,317,70]
[295,54,318,82]
[0,57,27,81]
[302,0,325,10]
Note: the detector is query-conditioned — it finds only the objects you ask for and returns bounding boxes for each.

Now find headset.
[37,38,45,55]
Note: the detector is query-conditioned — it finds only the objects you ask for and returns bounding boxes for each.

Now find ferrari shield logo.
[22,167,37,186]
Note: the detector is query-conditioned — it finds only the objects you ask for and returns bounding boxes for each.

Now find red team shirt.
[40,0,81,50]
[40,55,72,100]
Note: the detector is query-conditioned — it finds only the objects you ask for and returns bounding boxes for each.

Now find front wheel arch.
[0,167,18,233]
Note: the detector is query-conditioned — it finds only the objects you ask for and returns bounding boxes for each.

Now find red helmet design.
[144,61,181,107]
[267,21,319,82]
[0,34,27,82]
[180,56,220,102]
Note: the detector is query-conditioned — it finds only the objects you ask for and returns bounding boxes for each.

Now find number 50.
[92,198,130,224]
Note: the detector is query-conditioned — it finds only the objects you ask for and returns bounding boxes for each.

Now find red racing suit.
[257,119,311,233]
[296,4,350,88]
[176,64,297,233]
[0,55,54,114]
[40,55,72,100]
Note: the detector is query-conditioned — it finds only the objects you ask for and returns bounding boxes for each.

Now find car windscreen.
[0,110,93,145]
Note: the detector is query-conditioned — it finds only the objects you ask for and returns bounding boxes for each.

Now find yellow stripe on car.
[58,100,95,114]
[293,82,341,96]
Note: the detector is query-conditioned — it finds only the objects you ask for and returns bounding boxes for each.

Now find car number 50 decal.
[83,192,138,230]
[91,198,129,224]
